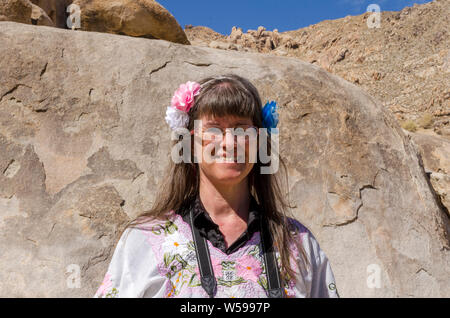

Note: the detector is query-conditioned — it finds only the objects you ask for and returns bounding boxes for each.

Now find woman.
[94,74,339,298]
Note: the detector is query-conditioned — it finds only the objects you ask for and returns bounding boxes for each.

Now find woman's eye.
[203,128,223,139]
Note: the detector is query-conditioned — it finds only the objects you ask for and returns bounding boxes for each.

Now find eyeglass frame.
[189,125,260,142]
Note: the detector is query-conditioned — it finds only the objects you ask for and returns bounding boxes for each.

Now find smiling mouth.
[218,156,245,163]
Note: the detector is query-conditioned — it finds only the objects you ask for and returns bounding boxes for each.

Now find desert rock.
[72,0,190,44]
[0,21,448,297]
[0,0,32,24]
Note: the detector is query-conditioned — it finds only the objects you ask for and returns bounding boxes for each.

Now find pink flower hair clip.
[165,81,201,131]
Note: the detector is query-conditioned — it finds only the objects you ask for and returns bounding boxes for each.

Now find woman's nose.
[222,129,236,152]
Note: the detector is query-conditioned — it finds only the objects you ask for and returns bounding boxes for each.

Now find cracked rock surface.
[0,21,448,297]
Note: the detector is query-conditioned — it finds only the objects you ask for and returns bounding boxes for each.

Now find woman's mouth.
[218,156,245,163]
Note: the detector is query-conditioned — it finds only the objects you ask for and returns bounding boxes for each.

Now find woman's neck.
[198,177,250,223]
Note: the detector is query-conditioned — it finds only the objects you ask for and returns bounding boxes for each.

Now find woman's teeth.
[220,156,244,162]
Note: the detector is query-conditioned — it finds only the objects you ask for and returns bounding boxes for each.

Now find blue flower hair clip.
[262,100,279,134]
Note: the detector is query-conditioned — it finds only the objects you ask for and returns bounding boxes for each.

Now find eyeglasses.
[190,125,259,143]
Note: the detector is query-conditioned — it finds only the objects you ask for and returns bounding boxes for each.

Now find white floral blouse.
[93,211,339,298]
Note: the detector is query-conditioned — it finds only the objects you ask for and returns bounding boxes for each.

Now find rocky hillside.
[185,0,450,138]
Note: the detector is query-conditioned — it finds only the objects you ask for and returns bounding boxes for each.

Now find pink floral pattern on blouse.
[236,254,263,283]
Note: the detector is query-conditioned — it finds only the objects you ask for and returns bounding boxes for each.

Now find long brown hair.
[120,73,310,284]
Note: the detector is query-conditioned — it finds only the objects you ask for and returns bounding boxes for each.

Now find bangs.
[190,76,262,125]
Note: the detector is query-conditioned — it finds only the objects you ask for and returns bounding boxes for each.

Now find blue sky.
[158,0,433,35]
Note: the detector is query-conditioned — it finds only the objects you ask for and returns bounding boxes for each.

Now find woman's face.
[193,114,257,187]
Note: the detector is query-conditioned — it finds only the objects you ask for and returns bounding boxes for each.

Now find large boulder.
[0,0,32,24]
[0,21,448,297]
[0,0,58,27]
[72,0,190,44]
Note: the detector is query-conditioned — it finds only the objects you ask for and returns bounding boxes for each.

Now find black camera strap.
[259,216,285,298]
[189,208,285,298]
[189,209,217,298]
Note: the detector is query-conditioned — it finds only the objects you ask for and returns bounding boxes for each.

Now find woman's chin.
[212,169,246,184]
[215,161,247,173]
